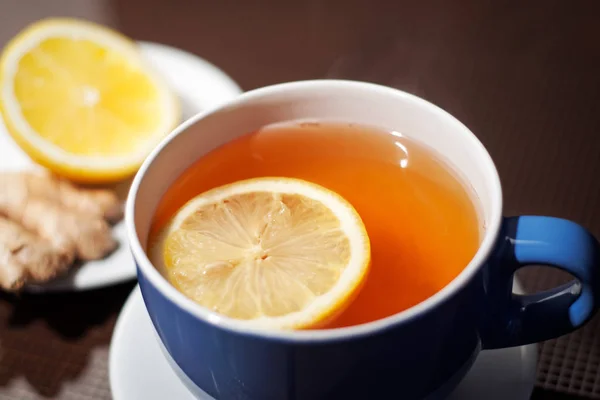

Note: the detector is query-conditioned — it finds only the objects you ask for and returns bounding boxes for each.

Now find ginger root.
[0,171,122,222]
[0,217,71,290]
[0,171,123,290]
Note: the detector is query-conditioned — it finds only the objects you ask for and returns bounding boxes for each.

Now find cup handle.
[481,216,600,349]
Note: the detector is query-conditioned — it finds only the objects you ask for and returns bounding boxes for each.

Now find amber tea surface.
[149,122,481,328]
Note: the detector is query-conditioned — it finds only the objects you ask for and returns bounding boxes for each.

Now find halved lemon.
[150,177,371,330]
[0,18,180,183]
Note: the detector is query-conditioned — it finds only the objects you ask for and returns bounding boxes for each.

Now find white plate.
[0,41,242,292]
[109,286,537,400]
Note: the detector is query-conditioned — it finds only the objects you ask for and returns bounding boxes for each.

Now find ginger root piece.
[0,217,71,290]
[0,171,123,290]
[0,171,123,222]
[17,199,117,261]
[0,171,120,261]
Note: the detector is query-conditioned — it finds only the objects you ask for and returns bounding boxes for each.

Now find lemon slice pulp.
[150,177,371,330]
[0,18,180,182]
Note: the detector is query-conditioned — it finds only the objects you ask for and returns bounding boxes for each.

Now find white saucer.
[0,41,242,292]
[109,286,537,400]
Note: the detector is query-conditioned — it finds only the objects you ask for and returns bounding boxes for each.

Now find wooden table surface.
[1,1,600,399]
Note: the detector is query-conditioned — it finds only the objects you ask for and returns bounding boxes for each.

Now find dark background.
[0,1,599,398]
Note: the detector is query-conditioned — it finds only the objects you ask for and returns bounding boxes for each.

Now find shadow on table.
[0,280,136,397]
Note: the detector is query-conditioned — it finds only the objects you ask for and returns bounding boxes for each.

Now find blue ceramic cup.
[126,80,600,399]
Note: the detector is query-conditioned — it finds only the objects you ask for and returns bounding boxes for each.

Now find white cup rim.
[126,79,503,342]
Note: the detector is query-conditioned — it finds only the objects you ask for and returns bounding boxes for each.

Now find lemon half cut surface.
[0,18,180,182]
[150,178,371,330]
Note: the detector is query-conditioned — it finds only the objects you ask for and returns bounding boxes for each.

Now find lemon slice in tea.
[150,177,371,330]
